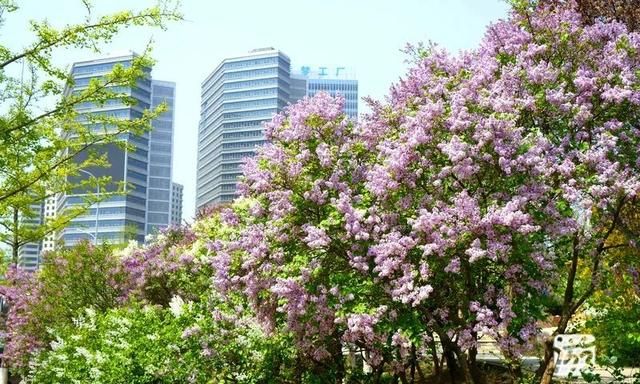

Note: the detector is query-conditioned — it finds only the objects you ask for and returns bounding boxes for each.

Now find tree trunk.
[467,346,487,384]
[441,340,459,384]
[452,347,474,384]
[536,312,570,383]
[373,365,384,384]
[410,343,417,384]
[328,330,345,384]
[537,336,557,384]
[12,207,19,266]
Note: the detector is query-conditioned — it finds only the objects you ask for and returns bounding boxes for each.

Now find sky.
[4,0,510,219]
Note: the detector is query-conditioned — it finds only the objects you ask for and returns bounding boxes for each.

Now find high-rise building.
[16,203,44,271]
[291,66,358,119]
[196,48,292,209]
[170,182,183,225]
[196,50,359,210]
[42,196,57,252]
[15,196,56,271]
[55,52,181,247]
[146,80,176,235]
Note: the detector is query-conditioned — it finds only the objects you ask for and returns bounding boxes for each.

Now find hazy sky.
[5,0,509,219]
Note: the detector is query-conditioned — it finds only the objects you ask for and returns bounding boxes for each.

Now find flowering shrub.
[223,1,640,382]
[116,225,202,305]
[4,2,640,383]
[0,242,123,370]
[27,297,299,384]
[0,266,43,369]
[27,303,207,383]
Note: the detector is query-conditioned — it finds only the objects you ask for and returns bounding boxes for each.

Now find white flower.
[75,347,93,360]
[114,240,140,259]
[89,367,102,379]
[50,337,65,351]
[169,295,185,317]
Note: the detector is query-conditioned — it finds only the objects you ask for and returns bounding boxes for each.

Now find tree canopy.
[0,0,181,261]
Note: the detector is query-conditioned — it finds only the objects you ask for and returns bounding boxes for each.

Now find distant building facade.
[196,48,292,208]
[16,203,44,271]
[146,80,177,235]
[42,196,57,252]
[170,182,183,225]
[53,53,182,249]
[291,65,358,118]
[196,49,358,210]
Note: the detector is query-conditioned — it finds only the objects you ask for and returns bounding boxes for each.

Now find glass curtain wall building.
[57,53,180,247]
[170,182,183,225]
[16,203,44,271]
[291,67,358,119]
[196,48,291,209]
[146,80,176,235]
[196,52,359,210]
[58,53,150,246]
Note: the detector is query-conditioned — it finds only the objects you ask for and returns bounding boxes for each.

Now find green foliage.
[7,242,124,371]
[587,303,640,367]
[0,0,181,260]
[27,297,299,384]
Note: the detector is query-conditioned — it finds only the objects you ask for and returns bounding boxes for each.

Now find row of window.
[69,219,143,229]
[151,143,171,153]
[224,67,278,81]
[150,154,171,165]
[150,165,170,177]
[308,90,359,99]
[149,177,170,188]
[127,169,147,182]
[148,189,170,200]
[222,140,265,150]
[220,183,237,191]
[129,183,147,195]
[132,88,151,100]
[128,157,147,170]
[221,173,242,180]
[308,81,357,88]
[152,96,174,107]
[202,79,285,111]
[203,57,287,92]
[222,163,239,170]
[222,128,263,139]
[225,88,277,100]
[224,98,277,111]
[147,212,169,223]
[222,77,277,91]
[221,151,254,161]
[148,201,169,211]
[63,194,146,206]
[152,85,174,97]
[152,120,172,130]
[224,57,279,70]
[83,206,145,218]
[151,131,172,141]
[223,108,277,120]
[63,232,132,242]
[78,108,136,121]
[72,61,132,75]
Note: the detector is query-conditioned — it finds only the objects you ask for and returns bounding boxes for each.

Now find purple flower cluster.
[0,267,44,367]
[223,0,640,367]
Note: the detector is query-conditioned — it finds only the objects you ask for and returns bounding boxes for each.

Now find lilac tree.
[4,2,639,383]
[0,266,43,369]
[219,2,640,383]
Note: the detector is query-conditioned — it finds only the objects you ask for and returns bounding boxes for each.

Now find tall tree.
[226,2,640,383]
[537,0,640,31]
[0,0,181,262]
